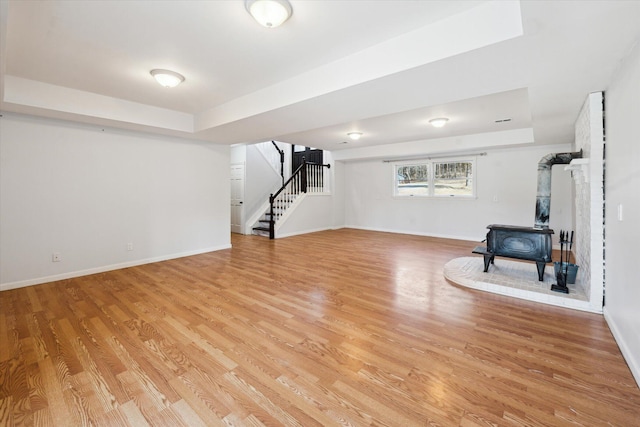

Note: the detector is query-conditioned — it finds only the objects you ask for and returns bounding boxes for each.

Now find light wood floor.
[1,229,639,426]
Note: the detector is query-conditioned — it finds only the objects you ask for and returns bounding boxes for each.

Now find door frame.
[230,162,245,234]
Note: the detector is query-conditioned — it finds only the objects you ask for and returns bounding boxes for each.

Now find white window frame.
[393,157,476,198]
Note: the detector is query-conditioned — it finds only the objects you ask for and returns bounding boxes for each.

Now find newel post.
[268,193,275,240]
[301,157,307,193]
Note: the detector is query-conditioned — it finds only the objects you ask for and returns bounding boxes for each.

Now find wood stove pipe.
[534,150,582,229]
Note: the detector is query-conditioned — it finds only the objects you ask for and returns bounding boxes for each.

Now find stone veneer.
[572,92,605,312]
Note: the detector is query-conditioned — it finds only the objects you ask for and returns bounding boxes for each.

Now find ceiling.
[1,1,639,153]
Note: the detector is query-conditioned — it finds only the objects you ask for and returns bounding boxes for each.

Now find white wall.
[343,144,574,243]
[244,144,282,227]
[0,113,231,289]
[331,159,346,228]
[603,40,640,386]
[277,194,335,238]
[230,144,246,164]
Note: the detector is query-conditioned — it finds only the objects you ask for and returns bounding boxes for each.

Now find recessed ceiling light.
[245,0,292,28]
[150,69,185,88]
[429,118,449,128]
[347,132,363,140]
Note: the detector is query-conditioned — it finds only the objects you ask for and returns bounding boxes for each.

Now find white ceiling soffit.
[331,128,535,162]
[2,1,640,152]
[283,88,532,149]
[3,76,194,133]
[3,0,486,113]
[193,1,523,132]
[0,1,522,143]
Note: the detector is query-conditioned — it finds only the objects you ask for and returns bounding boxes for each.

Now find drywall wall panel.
[244,143,281,225]
[343,144,573,243]
[0,113,230,289]
[276,194,334,238]
[603,40,640,387]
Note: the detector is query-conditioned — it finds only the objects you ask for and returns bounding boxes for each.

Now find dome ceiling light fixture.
[347,132,363,141]
[245,0,293,28]
[150,69,185,88]
[429,117,449,128]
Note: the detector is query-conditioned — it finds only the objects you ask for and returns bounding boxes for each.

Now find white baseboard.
[276,226,335,239]
[0,244,231,291]
[603,307,640,388]
[343,225,482,243]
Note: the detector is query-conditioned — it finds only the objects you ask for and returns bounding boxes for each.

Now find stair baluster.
[253,157,330,239]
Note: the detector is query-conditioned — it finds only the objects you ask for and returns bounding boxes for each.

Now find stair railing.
[270,140,285,186]
[268,157,331,239]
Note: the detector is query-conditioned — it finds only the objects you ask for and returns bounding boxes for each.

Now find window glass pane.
[433,161,473,196]
[396,164,429,196]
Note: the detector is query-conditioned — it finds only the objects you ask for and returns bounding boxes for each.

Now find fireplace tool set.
[551,230,574,294]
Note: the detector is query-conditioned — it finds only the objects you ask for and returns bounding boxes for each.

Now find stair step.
[252,226,270,237]
[255,192,301,238]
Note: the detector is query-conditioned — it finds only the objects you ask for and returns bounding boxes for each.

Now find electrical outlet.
[52,252,62,262]
[127,243,133,251]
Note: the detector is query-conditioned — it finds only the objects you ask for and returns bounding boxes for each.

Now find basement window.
[394,158,475,198]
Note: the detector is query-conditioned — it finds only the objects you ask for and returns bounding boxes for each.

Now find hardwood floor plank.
[222,370,302,427]
[1,229,639,426]
[274,374,346,426]
[24,358,48,416]
[167,375,227,425]
[333,379,417,426]
[37,357,75,426]
[56,318,121,412]
[118,400,150,427]
[0,396,12,427]
[111,348,172,411]
[171,398,208,427]
[31,407,56,427]
[0,312,12,364]
[0,358,29,411]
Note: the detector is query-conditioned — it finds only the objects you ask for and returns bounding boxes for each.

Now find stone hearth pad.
[444,257,593,311]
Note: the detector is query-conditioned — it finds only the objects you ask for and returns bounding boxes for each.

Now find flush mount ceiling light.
[347,132,363,141]
[429,117,449,128]
[150,69,185,88]
[245,0,292,28]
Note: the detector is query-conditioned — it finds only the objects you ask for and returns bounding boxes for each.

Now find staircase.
[251,215,272,237]
[252,158,330,239]
[252,193,298,237]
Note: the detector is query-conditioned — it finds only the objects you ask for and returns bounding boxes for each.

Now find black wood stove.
[474,225,554,281]
[473,150,582,281]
